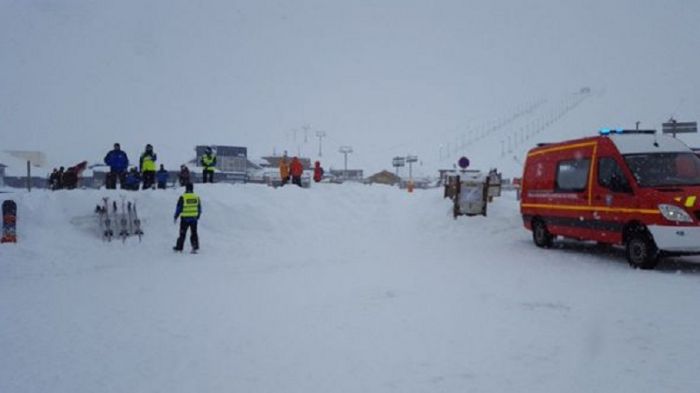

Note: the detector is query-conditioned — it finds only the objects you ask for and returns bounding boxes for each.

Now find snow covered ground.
[1,184,700,393]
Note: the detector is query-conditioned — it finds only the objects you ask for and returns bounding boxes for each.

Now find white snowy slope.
[1,184,700,393]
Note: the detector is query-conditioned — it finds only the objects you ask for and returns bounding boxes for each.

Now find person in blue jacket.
[103,143,129,189]
[124,167,141,191]
[156,164,169,189]
[173,183,201,252]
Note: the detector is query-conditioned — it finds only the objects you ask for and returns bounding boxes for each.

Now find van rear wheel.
[625,232,659,269]
[532,219,553,248]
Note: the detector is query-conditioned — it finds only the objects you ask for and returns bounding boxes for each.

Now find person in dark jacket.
[124,167,141,191]
[173,183,201,252]
[48,168,59,190]
[313,161,324,183]
[62,170,78,189]
[56,161,87,190]
[140,144,157,189]
[56,167,65,190]
[179,165,191,187]
[156,164,169,189]
[104,143,129,189]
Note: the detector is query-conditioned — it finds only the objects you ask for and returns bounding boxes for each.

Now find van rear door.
[521,141,598,240]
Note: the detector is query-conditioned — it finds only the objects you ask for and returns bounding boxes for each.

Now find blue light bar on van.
[599,128,629,135]
[599,128,657,136]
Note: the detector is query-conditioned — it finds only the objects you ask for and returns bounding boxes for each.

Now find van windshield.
[624,152,700,187]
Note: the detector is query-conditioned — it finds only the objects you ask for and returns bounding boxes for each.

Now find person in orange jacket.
[290,157,304,187]
[279,157,290,186]
[313,161,324,183]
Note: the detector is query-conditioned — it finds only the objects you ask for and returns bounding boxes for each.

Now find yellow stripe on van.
[587,143,598,206]
[521,203,660,215]
[527,141,598,157]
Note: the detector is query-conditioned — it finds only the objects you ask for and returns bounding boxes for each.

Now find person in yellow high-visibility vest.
[200,147,217,183]
[173,183,201,252]
[140,144,158,189]
[279,156,290,186]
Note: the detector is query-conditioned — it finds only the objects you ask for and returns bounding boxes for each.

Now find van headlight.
[658,204,693,223]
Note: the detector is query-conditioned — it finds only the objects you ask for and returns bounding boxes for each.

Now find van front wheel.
[532,219,553,248]
[625,232,659,269]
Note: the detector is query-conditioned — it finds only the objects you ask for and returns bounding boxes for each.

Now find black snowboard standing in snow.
[2,200,17,243]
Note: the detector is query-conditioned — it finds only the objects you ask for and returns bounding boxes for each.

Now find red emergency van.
[521,129,700,269]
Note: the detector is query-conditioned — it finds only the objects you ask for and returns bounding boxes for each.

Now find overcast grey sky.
[1,0,699,172]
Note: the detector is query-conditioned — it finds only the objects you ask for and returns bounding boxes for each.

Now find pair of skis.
[97,198,114,241]
[127,199,144,242]
[97,197,143,242]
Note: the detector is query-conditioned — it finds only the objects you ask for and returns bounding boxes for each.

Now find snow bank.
[1,184,699,393]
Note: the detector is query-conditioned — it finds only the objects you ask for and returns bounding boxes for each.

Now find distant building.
[0,151,51,189]
[329,169,363,182]
[366,170,400,186]
[195,145,248,183]
[4,150,47,167]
